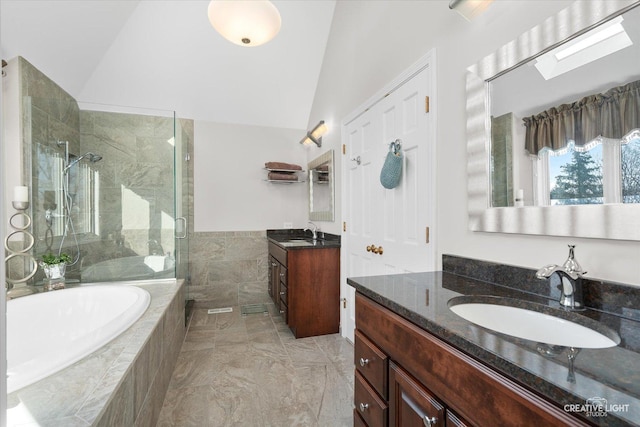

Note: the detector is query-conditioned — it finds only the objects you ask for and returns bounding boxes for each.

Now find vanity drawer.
[355,370,388,427]
[355,329,388,400]
[354,410,367,427]
[268,241,287,266]
[279,282,288,304]
[279,265,287,287]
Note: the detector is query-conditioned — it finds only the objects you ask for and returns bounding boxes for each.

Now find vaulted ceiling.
[0,0,336,129]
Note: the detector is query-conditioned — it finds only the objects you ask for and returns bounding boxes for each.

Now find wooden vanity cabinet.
[355,292,591,427]
[268,241,340,338]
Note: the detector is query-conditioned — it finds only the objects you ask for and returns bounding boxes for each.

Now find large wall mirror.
[467,0,640,240]
[308,149,335,221]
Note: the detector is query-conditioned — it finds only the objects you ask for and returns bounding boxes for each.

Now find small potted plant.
[40,252,71,280]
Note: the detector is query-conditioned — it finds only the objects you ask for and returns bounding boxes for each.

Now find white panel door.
[341,56,436,343]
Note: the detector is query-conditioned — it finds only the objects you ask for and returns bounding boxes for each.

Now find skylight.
[534,16,632,80]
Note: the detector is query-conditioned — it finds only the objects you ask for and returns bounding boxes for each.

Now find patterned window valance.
[523,80,640,154]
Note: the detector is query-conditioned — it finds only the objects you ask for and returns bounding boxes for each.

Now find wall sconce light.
[300,121,328,147]
[449,0,493,21]
[208,0,281,47]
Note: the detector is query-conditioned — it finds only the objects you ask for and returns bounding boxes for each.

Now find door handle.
[366,244,383,255]
[175,217,187,239]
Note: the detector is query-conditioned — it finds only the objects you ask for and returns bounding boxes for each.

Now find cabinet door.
[389,362,444,427]
[268,256,276,300]
[268,256,280,308]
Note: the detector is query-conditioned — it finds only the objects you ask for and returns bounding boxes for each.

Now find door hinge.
[342,144,346,155]
[426,226,430,244]
[425,96,430,113]
[343,221,347,232]
[341,298,347,309]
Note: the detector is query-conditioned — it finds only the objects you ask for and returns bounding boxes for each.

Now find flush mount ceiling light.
[300,121,328,147]
[449,0,494,21]
[208,0,281,47]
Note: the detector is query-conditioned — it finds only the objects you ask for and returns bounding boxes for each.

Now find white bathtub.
[7,284,151,394]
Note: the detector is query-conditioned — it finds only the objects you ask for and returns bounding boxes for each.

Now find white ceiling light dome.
[208,0,282,47]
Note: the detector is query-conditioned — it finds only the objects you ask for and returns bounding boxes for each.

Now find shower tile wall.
[79,110,176,263]
[11,57,80,285]
[190,231,269,308]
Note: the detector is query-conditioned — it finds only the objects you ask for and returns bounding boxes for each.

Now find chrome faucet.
[536,245,586,311]
[147,239,164,256]
[304,222,318,240]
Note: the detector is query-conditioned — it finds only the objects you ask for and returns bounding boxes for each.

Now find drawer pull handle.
[279,309,285,314]
[359,357,369,367]
[359,403,369,412]
[280,272,285,277]
[271,262,277,267]
[280,291,285,295]
[423,416,437,426]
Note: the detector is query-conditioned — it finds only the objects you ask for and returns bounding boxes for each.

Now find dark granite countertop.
[348,271,640,426]
[267,229,341,250]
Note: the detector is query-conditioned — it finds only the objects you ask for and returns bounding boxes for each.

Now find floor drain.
[208,307,233,314]
[241,303,268,316]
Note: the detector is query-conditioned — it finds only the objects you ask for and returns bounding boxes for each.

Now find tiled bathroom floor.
[156,304,354,426]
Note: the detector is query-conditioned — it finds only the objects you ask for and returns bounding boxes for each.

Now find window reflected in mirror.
[488,3,640,209]
[622,137,640,203]
[547,142,603,206]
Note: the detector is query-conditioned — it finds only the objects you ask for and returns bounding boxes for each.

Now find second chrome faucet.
[536,245,587,311]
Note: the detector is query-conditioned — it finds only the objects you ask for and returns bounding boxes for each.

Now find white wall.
[308,0,640,285]
[0,38,7,427]
[194,120,310,232]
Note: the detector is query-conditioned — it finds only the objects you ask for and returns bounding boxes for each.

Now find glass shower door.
[174,118,192,320]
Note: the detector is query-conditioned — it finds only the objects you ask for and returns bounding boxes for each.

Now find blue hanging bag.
[380,139,403,189]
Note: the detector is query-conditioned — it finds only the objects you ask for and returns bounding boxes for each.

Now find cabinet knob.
[359,403,369,412]
[359,357,369,367]
[423,416,437,426]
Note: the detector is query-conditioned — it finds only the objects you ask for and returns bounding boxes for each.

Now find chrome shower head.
[87,153,102,162]
[63,152,102,174]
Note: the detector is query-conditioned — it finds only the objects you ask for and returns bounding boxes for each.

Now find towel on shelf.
[265,161,302,171]
[268,172,299,181]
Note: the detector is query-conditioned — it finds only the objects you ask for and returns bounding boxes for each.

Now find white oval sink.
[448,296,620,349]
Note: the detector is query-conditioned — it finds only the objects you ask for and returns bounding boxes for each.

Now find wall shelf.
[264,167,305,184]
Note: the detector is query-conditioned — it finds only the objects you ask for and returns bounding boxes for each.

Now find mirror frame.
[466,0,640,241]
[308,149,335,221]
